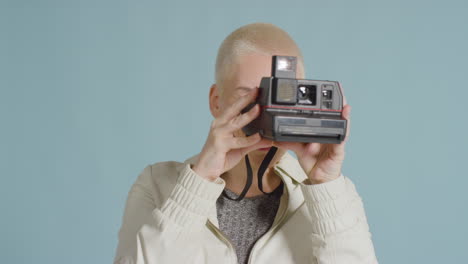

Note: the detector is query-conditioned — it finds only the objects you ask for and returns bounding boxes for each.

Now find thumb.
[241,138,273,154]
[274,141,305,156]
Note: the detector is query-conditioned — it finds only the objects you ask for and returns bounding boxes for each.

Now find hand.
[275,104,351,185]
[193,88,272,181]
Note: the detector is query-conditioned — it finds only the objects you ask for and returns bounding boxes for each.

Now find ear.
[209,84,221,118]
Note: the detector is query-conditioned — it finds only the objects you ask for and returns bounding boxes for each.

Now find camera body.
[242,56,347,144]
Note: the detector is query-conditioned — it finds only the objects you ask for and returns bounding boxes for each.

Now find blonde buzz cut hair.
[215,23,305,91]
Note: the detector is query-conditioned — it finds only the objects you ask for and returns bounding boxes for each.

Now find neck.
[221,151,285,198]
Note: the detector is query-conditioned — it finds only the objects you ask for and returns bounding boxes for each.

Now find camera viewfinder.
[273,78,297,105]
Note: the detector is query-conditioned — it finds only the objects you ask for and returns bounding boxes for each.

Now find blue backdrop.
[1,0,467,263]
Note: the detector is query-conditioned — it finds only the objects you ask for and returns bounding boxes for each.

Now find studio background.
[1,0,467,263]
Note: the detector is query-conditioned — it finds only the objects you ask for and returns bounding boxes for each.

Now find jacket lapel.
[272,152,308,225]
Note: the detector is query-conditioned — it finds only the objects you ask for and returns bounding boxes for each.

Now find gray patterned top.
[216,184,283,264]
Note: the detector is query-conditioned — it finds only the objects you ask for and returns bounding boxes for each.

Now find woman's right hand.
[192,88,272,181]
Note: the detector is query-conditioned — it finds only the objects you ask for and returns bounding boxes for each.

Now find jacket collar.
[273,151,308,184]
[270,152,307,227]
[184,151,307,184]
[184,151,307,228]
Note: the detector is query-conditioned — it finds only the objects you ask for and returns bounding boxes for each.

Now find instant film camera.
[242,56,347,144]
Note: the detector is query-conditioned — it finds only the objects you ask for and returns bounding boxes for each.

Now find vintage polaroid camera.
[242,56,347,144]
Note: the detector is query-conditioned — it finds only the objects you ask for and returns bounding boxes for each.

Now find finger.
[228,132,262,149]
[240,138,274,154]
[228,104,260,131]
[274,141,306,156]
[342,104,351,120]
[219,88,258,123]
[303,142,322,156]
[330,141,346,162]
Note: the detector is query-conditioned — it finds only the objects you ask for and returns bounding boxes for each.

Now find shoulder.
[130,154,200,206]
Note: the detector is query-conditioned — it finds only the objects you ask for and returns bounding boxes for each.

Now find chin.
[249,147,286,156]
[246,148,286,167]
[247,149,269,158]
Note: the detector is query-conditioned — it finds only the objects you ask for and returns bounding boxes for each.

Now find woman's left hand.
[274,103,351,184]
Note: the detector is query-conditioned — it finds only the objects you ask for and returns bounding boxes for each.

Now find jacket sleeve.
[113,163,225,264]
[300,175,379,264]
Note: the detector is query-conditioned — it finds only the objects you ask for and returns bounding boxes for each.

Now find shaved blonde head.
[215,23,305,91]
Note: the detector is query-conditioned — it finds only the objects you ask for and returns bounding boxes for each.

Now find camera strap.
[222,146,281,201]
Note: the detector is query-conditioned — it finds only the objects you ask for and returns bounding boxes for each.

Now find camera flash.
[272,56,296,78]
[277,58,292,71]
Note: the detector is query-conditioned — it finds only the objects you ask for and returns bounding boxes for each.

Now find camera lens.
[297,85,317,105]
[298,86,309,99]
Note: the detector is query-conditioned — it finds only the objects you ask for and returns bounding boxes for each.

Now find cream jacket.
[114,152,378,264]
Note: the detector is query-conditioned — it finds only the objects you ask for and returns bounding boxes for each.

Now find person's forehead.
[229,53,272,91]
[226,52,303,95]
